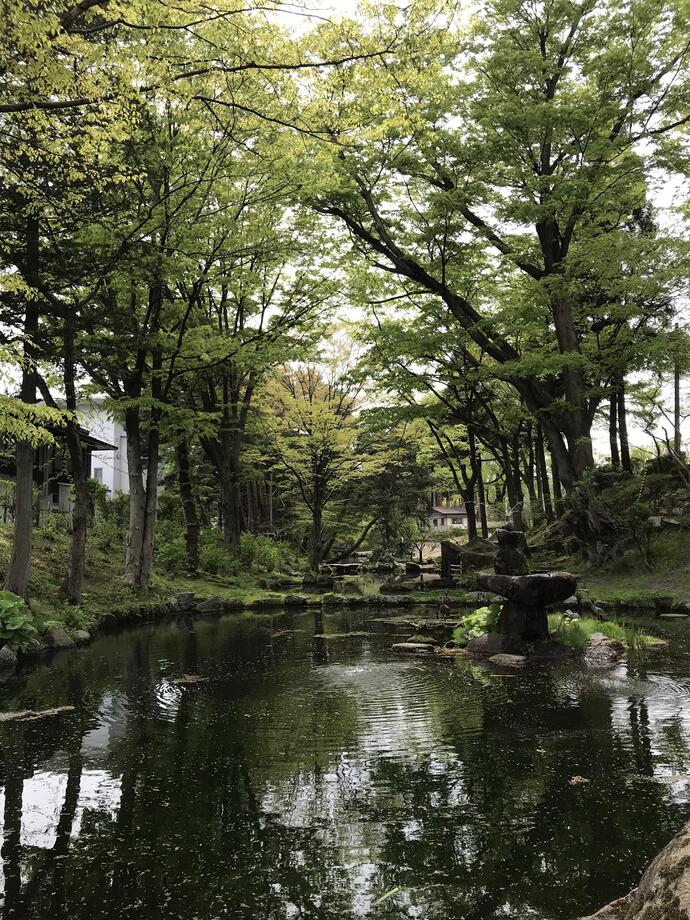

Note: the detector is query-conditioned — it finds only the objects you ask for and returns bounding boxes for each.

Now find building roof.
[44,423,117,451]
[431,506,467,515]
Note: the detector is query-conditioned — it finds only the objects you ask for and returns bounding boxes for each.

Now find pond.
[1,608,690,920]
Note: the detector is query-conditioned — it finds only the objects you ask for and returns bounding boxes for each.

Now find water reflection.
[0,612,689,919]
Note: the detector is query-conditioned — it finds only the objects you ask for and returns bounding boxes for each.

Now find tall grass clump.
[548,615,655,652]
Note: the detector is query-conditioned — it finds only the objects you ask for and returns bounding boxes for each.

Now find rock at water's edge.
[392,642,434,653]
[488,653,527,668]
[580,818,690,919]
[74,629,91,644]
[193,596,224,613]
[584,633,625,668]
[466,632,525,658]
[175,591,196,611]
[43,626,75,650]
[0,645,17,669]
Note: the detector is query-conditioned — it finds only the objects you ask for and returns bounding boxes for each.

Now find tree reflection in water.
[0,612,689,919]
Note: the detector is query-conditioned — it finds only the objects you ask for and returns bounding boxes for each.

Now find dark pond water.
[1,609,690,920]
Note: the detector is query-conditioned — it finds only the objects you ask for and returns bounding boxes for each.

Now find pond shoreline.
[5,576,679,677]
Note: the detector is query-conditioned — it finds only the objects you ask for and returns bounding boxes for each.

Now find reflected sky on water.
[0,609,690,919]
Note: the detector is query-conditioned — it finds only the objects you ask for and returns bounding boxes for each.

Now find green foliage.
[453,605,500,647]
[157,535,187,574]
[547,615,653,652]
[0,591,37,650]
[239,533,295,575]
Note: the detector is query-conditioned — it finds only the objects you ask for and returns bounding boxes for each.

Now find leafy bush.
[452,604,500,646]
[196,530,295,577]
[0,591,38,650]
[62,604,95,632]
[239,533,285,573]
[39,513,71,538]
[90,517,125,553]
[199,531,240,577]
[157,535,187,573]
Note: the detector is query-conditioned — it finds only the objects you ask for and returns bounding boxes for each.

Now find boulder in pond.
[466,632,525,658]
[74,629,91,644]
[43,626,74,650]
[0,645,17,669]
[194,597,224,613]
[283,594,310,607]
[584,633,625,667]
[175,592,196,611]
[488,653,527,668]
[392,642,434,653]
[580,818,690,919]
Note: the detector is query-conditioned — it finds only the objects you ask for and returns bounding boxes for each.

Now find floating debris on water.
[0,705,76,723]
[170,675,210,687]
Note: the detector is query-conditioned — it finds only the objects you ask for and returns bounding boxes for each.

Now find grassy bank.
[0,523,479,644]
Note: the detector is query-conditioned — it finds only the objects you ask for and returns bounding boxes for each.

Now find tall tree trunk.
[477,454,489,539]
[138,338,163,591]
[551,451,564,517]
[674,359,682,455]
[220,456,241,551]
[176,439,199,573]
[123,407,146,587]
[309,502,322,571]
[535,424,554,523]
[139,417,160,590]
[609,392,621,467]
[464,488,478,541]
[5,216,39,598]
[617,379,632,474]
[523,426,537,525]
[61,315,91,604]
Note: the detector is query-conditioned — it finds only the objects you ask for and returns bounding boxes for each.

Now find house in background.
[428,503,469,530]
[0,424,117,519]
[77,400,130,497]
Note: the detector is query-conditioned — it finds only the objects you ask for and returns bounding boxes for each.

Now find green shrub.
[239,533,283,573]
[199,531,240,577]
[90,517,125,553]
[452,605,500,647]
[0,591,38,650]
[62,605,95,632]
[157,536,187,573]
[39,513,71,538]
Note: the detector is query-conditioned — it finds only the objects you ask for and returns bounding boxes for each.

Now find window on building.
[433,518,438,526]
[93,467,103,482]
[452,517,462,524]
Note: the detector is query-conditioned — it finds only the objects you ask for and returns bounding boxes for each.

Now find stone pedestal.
[477,571,577,641]
[498,601,548,641]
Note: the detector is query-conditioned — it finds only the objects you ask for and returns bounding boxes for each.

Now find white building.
[77,400,130,496]
[428,504,468,530]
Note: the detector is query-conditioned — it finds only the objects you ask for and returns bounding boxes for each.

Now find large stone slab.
[580,819,690,918]
[477,572,577,606]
